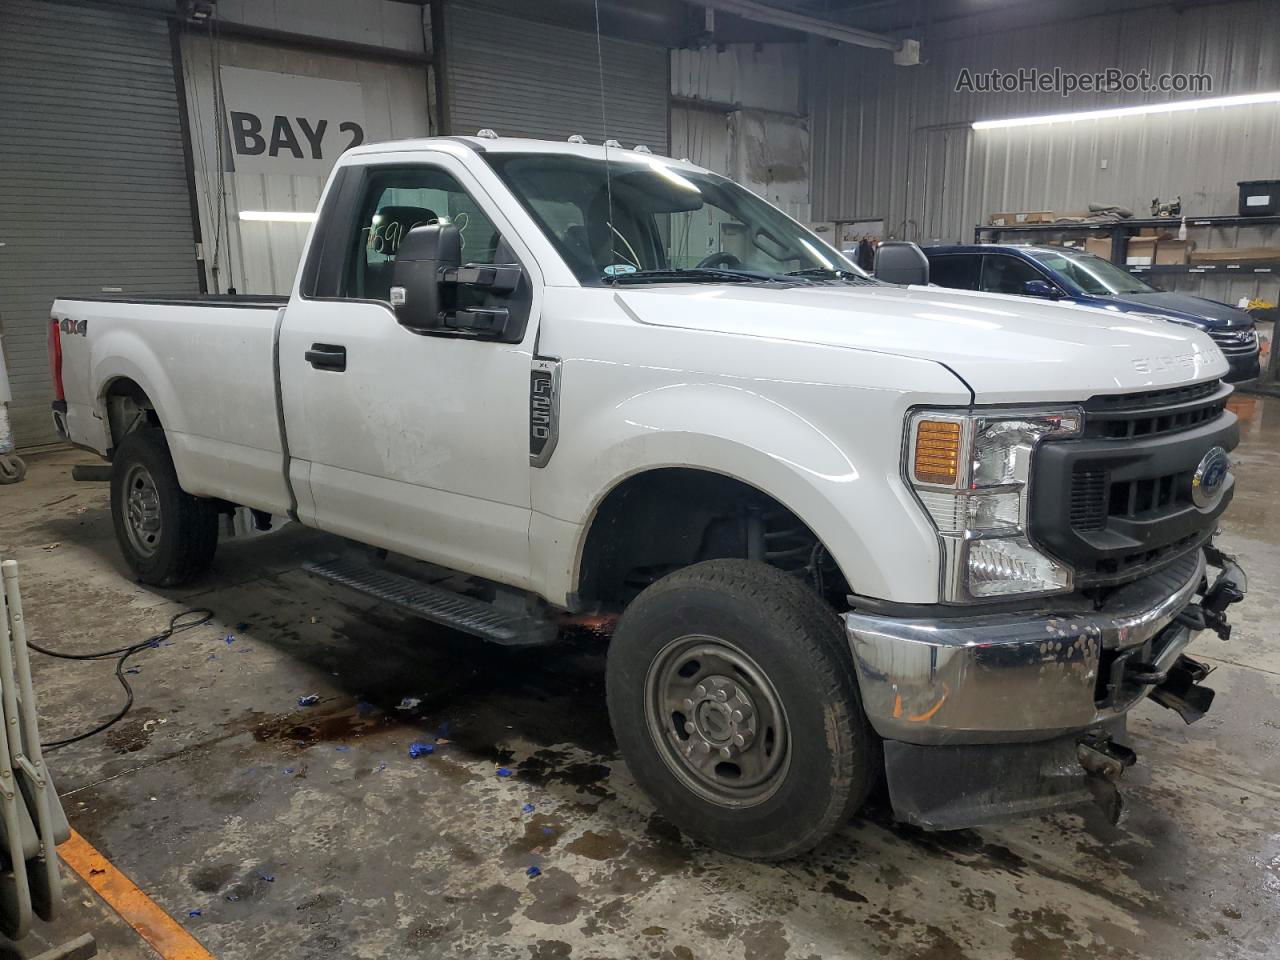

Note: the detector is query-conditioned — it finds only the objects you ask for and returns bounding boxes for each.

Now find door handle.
[305,343,346,371]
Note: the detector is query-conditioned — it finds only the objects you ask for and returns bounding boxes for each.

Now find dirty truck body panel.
[48,136,1245,838]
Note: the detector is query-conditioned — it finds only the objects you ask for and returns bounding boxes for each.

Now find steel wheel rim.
[644,634,790,808]
[122,463,162,558]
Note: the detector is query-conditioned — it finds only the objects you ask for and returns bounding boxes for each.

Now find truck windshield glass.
[1025,249,1156,296]
[483,153,864,285]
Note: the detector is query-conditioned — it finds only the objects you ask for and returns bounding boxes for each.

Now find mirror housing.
[1023,279,1060,299]
[874,241,930,286]
[390,223,462,332]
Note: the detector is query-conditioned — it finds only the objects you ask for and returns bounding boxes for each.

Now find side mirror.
[1023,279,1060,299]
[874,241,930,286]
[391,223,462,332]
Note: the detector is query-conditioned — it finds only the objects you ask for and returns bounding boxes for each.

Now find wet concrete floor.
[0,392,1277,959]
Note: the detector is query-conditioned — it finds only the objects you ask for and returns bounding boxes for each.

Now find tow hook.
[1077,735,1137,824]
[1149,654,1215,724]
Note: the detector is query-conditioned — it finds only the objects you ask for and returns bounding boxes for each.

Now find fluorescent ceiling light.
[972,90,1280,130]
[238,210,317,223]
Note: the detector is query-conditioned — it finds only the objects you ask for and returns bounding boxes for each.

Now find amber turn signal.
[914,420,962,485]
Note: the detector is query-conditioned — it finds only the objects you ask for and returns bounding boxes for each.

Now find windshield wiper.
[603,267,771,285]
[784,267,878,284]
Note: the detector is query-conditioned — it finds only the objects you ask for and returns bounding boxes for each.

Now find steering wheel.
[695,252,742,269]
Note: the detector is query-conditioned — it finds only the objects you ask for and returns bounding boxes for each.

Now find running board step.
[303,557,557,647]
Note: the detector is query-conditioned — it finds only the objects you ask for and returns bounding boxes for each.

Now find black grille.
[1031,380,1238,588]
[1208,327,1259,357]
[1069,469,1107,531]
[1083,380,1229,440]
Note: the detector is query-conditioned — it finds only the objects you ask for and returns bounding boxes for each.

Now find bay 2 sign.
[219,67,367,177]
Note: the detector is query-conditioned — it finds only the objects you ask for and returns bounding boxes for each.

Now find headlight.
[906,408,1082,601]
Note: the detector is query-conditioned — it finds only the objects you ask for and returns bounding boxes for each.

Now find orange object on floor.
[58,830,215,960]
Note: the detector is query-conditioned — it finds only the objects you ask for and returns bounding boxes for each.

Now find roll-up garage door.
[0,0,199,448]
[445,4,669,153]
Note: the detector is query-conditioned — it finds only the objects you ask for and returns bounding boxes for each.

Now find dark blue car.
[923,243,1261,382]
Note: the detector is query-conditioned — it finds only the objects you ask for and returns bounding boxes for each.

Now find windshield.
[1024,248,1156,296]
[483,152,868,285]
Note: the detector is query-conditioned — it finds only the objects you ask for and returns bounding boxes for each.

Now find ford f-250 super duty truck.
[48,135,1246,859]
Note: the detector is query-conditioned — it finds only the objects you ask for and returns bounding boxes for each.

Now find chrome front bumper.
[844,549,1220,745]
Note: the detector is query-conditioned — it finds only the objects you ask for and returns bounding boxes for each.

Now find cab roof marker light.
[238,211,317,223]
[972,90,1280,130]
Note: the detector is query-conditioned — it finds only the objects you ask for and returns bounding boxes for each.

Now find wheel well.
[102,378,160,451]
[577,468,850,611]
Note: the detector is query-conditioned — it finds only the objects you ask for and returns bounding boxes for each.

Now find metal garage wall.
[180,32,431,295]
[810,0,1280,303]
[0,0,199,448]
[445,4,669,152]
[671,44,811,223]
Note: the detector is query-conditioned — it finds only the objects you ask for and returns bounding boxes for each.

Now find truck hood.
[614,282,1229,403]
[1103,291,1256,329]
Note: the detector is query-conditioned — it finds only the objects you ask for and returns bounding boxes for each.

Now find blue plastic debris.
[188,909,202,918]
[496,768,513,778]
[297,694,320,707]
[124,667,141,675]
[526,866,541,878]
[542,827,555,836]
[409,741,434,758]
[335,745,349,752]
[284,767,295,775]
[376,762,387,772]
[257,871,274,883]
[522,803,535,814]
[224,634,236,644]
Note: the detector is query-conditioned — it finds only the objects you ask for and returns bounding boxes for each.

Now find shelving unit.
[973,213,1280,271]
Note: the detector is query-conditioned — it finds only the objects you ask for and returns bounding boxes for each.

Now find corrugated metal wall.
[446,4,669,151]
[671,44,811,223]
[811,0,1280,302]
[0,0,199,448]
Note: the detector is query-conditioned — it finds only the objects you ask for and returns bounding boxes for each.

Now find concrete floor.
[0,392,1277,960]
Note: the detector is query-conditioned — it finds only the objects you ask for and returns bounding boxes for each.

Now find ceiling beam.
[696,0,913,54]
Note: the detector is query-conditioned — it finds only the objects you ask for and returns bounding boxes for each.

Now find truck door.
[278,155,542,589]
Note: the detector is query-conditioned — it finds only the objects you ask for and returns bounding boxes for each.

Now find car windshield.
[483,152,869,285]
[1025,248,1156,296]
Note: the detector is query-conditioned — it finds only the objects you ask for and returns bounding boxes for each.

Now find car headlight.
[906,408,1082,601]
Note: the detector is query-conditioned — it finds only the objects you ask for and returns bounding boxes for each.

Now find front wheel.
[606,559,875,860]
[110,428,218,586]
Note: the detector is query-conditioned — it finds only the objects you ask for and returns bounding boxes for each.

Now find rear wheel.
[110,429,217,586]
[606,559,875,860]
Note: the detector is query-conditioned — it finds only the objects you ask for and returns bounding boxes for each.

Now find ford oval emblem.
[1191,446,1230,509]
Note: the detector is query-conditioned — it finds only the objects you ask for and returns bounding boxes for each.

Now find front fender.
[534,376,947,605]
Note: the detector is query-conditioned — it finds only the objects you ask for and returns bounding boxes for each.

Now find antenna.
[592,0,615,264]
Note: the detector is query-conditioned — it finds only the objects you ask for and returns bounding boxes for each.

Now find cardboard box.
[988,210,1055,226]
[1154,240,1193,265]
[1125,237,1157,266]
[1084,237,1113,260]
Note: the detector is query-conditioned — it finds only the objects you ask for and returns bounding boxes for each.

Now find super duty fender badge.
[529,357,561,468]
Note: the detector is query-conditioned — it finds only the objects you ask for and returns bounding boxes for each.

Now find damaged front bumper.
[843,545,1246,829]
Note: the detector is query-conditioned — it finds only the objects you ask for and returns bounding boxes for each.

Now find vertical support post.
[429,0,451,136]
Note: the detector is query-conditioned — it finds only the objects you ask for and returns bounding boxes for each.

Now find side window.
[927,254,981,290]
[342,165,503,302]
[979,255,1045,295]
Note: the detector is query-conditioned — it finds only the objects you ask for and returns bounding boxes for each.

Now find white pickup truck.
[48,135,1245,859]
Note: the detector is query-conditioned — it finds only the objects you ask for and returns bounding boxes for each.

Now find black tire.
[606,559,875,860]
[110,428,218,586]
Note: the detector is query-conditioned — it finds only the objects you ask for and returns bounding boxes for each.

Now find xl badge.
[1191,446,1230,508]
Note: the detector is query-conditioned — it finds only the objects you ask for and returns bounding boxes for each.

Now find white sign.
[219,67,367,176]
